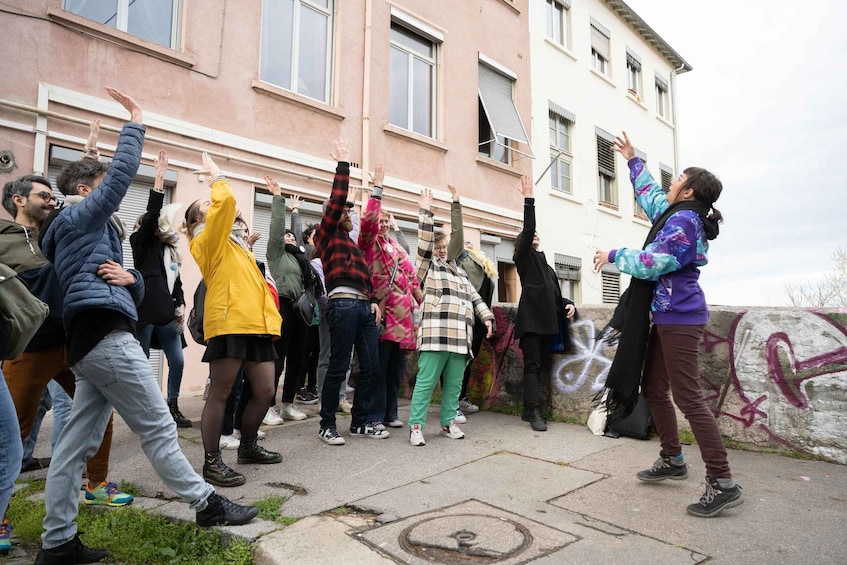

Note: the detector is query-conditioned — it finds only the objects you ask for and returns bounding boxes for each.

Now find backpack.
[187,279,207,345]
[0,263,50,360]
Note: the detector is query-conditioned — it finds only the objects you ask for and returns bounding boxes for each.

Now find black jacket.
[129,190,185,328]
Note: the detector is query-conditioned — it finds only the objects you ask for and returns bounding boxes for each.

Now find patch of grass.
[6,489,254,565]
[545,412,581,425]
[118,481,142,498]
[679,430,696,445]
[330,506,353,515]
[254,496,300,526]
[487,401,524,417]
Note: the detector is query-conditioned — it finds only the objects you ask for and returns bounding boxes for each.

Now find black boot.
[203,451,246,487]
[522,407,547,432]
[35,533,108,564]
[237,437,283,464]
[197,493,260,527]
[168,400,192,428]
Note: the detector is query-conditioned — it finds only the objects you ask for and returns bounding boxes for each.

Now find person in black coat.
[129,150,190,428]
[513,176,576,431]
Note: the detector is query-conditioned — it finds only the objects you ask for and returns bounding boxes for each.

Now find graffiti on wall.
[551,318,613,395]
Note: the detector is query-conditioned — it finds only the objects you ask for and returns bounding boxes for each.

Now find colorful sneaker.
[350,422,390,439]
[338,399,352,414]
[234,428,265,440]
[262,407,285,426]
[219,434,241,450]
[454,409,467,424]
[280,403,307,421]
[0,519,12,556]
[409,424,426,446]
[319,427,346,445]
[687,477,744,518]
[440,420,465,440]
[459,398,479,413]
[84,481,134,507]
[637,452,688,482]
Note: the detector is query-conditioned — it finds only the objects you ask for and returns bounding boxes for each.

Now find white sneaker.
[338,399,352,414]
[440,420,465,439]
[409,424,426,446]
[455,409,467,424]
[280,403,307,421]
[234,428,266,439]
[459,398,479,413]
[263,407,285,426]
[219,434,240,450]
[387,419,404,428]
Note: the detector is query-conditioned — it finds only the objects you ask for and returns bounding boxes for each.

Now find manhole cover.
[399,514,532,563]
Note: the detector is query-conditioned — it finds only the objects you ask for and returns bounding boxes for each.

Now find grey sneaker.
[687,477,744,517]
[637,453,688,482]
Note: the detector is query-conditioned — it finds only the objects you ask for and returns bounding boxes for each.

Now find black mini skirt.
[202,334,278,363]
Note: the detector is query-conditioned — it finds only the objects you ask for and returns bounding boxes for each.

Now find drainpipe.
[670,62,685,173]
[361,0,373,198]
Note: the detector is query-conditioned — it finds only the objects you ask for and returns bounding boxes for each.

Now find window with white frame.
[63,0,181,48]
[555,253,581,301]
[626,48,642,96]
[388,16,440,138]
[260,0,334,104]
[601,264,621,304]
[589,17,611,77]
[596,128,617,208]
[548,102,574,194]
[655,73,670,119]
[633,148,648,218]
[478,58,530,165]
[546,0,571,48]
[659,162,674,193]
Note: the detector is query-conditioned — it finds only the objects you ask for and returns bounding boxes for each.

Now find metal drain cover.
[359,499,577,565]
[401,514,531,563]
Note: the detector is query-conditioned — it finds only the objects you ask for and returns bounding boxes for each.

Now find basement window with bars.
[659,162,674,193]
[600,263,621,304]
[596,127,617,209]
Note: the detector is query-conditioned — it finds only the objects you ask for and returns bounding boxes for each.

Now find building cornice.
[603,0,693,73]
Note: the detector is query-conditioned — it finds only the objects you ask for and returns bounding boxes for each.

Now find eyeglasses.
[434,245,448,252]
[32,191,57,203]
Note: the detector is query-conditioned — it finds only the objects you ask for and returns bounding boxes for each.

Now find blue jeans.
[138,320,185,402]
[42,331,213,549]
[319,298,381,430]
[21,381,73,467]
[317,301,350,400]
[0,369,23,519]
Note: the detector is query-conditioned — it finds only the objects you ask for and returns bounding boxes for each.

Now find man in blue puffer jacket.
[35,88,258,565]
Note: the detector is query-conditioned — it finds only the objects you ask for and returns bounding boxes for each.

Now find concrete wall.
[433,304,847,465]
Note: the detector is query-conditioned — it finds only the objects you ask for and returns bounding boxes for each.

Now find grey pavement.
[10,395,847,564]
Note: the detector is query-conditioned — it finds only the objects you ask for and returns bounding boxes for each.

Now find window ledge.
[476,155,523,177]
[544,38,577,62]
[548,189,581,204]
[627,91,648,110]
[252,80,345,121]
[46,7,196,68]
[589,67,617,88]
[655,114,675,129]
[633,213,650,226]
[598,202,622,217]
[383,123,448,153]
[494,0,521,15]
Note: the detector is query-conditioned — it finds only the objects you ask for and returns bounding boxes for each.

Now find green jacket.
[449,201,493,304]
[267,195,304,301]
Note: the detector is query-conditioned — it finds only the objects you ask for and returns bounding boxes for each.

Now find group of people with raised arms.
[0,86,740,563]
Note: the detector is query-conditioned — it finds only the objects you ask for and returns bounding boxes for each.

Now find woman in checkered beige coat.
[408,188,494,446]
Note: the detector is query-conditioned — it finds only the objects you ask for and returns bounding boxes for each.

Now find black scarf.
[600,200,719,424]
[286,243,323,296]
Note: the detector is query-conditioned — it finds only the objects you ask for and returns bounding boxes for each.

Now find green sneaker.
[0,519,12,556]
[84,481,134,507]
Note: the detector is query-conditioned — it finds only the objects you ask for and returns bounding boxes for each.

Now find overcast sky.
[621,0,847,306]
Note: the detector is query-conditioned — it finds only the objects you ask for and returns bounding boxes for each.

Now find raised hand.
[419,187,433,211]
[519,175,533,198]
[287,194,302,212]
[104,86,142,124]
[592,249,610,273]
[370,163,385,186]
[348,185,360,206]
[85,119,101,153]
[612,131,636,160]
[389,213,399,231]
[193,152,222,187]
[153,149,168,190]
[246,231,261,251]
[447,184,460,202]
[264,175,281,196]
[330,139,350,162]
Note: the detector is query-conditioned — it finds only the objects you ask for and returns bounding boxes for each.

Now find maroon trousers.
[641,324,731,480]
